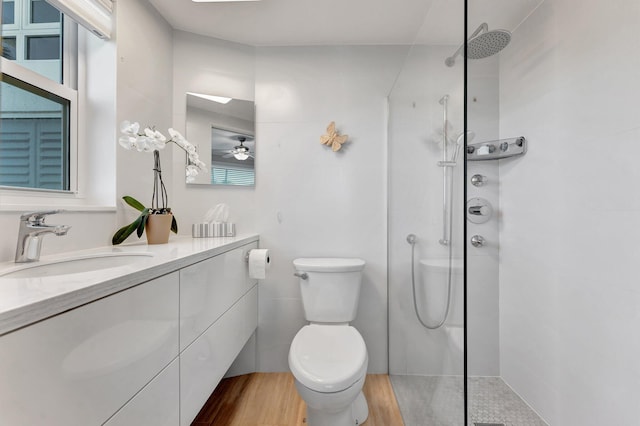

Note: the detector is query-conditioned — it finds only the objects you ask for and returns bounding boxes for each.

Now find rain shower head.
[467,30,511,59]
[445,23,511,67]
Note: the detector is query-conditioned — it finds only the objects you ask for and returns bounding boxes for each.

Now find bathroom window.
[0,0,76,192]
[2,1,16,25]
[30,0,60,24]
[1,37,17,59]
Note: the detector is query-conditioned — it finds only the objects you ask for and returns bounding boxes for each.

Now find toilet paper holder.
[244,249,270,263]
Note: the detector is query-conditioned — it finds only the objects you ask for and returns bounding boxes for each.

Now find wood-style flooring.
[192,373,405,426]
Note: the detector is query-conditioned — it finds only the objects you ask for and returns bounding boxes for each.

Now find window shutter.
[45,0,113,39]
[0,123,33,188]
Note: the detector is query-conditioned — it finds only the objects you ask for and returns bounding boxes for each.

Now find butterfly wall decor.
[320,121,348,152]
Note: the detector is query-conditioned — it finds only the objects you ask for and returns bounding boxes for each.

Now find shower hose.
[407,234,454,330]
[407,171,455,330]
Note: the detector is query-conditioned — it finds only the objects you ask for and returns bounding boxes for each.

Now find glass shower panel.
[387,1,465,423]
[465,1,549,425]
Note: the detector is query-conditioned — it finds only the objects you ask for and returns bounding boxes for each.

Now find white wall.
[171,31,256,231]
[171,37,403,372]
[115,0,174,232]
[254,45,406,373]
[498,0,640,424]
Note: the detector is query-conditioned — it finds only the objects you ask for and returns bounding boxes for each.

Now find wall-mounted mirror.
[185,92,255,186]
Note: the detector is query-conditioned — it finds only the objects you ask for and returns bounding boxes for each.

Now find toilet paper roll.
[248,249,270,279]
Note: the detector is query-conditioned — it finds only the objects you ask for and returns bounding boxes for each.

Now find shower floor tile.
[390,375,548,426]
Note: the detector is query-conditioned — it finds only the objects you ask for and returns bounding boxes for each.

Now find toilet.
[288,258,369,426]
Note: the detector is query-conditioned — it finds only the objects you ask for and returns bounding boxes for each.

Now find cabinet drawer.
[179,242,257,350]
[0,272,179,426]
[104,357,179,426]
[180,284,258,426]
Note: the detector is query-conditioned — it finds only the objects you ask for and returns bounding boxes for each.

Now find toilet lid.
[289,324,368,393]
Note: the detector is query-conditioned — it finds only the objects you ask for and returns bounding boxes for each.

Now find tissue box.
[192,223,236,238]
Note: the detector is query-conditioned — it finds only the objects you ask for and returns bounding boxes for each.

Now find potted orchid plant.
[112,121,206,245]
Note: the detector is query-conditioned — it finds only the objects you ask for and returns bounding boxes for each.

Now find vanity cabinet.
[181,286,258,425]
[179,242,257,350]
[179,241,258,425]
[104,358,180,426]
[0,272,180,426]
[0,239,259,426]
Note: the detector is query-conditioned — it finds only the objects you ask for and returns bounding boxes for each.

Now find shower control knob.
[471,174,487,186]
[471,235,485,247]
[466,197,493,224]
[469,205,490,216]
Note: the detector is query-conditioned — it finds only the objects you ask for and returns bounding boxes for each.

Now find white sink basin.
[0,252,155,279]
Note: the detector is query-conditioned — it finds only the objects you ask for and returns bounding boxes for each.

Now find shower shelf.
[467,136,527,161]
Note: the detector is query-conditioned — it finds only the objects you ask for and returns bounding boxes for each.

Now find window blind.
[45,0,113,39]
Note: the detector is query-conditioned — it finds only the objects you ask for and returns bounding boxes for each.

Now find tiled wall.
[115,0,174,229]
[498,0,640,423]
[172,40,408,373]
[253,46,406,373]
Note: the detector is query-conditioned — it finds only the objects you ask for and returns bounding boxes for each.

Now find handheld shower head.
[445,23,511,67]
[452,130,475,162]
[457,130,475,145]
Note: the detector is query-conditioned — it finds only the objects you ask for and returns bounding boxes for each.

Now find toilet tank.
[293,258,366,323]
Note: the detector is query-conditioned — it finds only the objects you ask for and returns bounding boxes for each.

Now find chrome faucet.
[15,210,71,263]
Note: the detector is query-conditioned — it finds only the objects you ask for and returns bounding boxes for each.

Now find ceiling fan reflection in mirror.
[211,129,255,164]
[223,135,255,161]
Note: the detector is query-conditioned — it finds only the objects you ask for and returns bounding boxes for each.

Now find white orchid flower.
[121,121,140,135]
[194,159,206,170]
[142,128,166,150]
[136,136,155,153]
[145,127,166,142]
[188,152,199,164]
[118,136,137,150]
[185,164,200,183]
[186,164,199,176]
[168,128,187,148]
[118,121,207,185]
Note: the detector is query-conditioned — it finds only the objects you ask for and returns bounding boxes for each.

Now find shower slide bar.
[466,136,527,161]
[438,94,453,246]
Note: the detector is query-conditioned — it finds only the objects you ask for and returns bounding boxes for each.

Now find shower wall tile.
[498,0,640,424]
[467,255,500,377]
[388,47,501,377]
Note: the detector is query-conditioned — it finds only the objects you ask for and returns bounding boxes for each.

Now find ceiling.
[148,0,543,47]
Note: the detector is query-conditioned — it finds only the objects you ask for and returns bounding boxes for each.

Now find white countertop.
[0,234,259,336]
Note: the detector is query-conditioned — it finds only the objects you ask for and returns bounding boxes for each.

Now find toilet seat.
[289,324,367,393]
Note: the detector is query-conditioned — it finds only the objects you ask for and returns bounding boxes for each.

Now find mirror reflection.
[185,92,255,186]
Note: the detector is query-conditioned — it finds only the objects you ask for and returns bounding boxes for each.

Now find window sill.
[0,204,116,213]
[0,188,116,212]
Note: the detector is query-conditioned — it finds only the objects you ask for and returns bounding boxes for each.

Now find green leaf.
[171,215,178,234]
[123,195,146,212]
[136,210,150,238]
[112,215,143,245]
